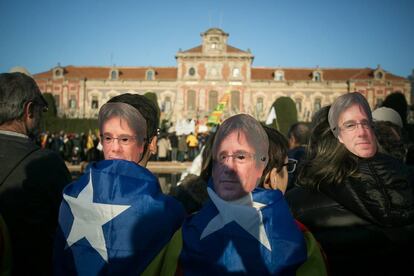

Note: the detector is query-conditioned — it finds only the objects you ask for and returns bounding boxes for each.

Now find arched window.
[68,95,77,109]
[54,68,63,78]
[275,71,284,81]
[187,90,196,111]
[232,68,240,78]
[208,90,218,111]
[376,71,384,79]
[91,96,99,109]
[110,70,117,80]
[231,91,240,113]
[313,72,322,82]
[163,96,172,113]
[146,70,154,81]
[314,98,321,112]
[256,97,264,113]
[295,98,302,113]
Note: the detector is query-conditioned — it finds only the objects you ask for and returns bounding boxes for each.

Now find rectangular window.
[91,96,99,109]
[314,98,321,112]
[69,96,76,109]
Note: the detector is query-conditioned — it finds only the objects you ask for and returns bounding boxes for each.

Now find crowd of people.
[1,72,414,275]
[36,129,211,167]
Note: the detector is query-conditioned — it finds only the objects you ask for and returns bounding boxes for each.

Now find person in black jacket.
[286,93,414,276]
[0,72,72,276]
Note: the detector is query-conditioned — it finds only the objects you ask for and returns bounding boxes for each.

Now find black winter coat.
[286,153,414,276]
[0,133,71,276]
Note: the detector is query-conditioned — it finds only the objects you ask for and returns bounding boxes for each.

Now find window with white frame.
[313,71,322,82]
[163,96,172,113]
[275,71,284,81]
[314,98,321,111]
[295,98,302,113]
[91,96,99,109]
[69,96,77,109]
[110,70,118,80]
[232,67,241,78]
[146,70,154,81]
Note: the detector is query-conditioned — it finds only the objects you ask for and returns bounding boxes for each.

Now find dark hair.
[287,122,310,146]
[382,92,408,127]
[259,125,289,187]
[199,129,218,182]
[374,121,406,161]
[107,93,160,142]
[0,72,47,125]
[296,105,359,189]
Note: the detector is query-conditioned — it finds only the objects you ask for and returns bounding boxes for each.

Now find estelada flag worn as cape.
[157,180,308,275]
[53,160,186,275]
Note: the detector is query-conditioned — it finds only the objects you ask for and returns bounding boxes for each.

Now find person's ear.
[271,167,288,194]
[148,136,158,155]
[263,172,272,190]
[25,101,35,119]
[338,134,344,144]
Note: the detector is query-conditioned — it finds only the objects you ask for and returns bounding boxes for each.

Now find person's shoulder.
[30,147,66,164]
[286,187,338,216]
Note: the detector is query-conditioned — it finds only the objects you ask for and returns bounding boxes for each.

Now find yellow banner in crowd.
[207,91,231,125]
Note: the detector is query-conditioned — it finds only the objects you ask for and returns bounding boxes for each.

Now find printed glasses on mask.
[217,151,266,164]
[100,135,139,146]
[339,120,372,132]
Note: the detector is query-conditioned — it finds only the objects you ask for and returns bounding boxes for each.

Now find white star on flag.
[63,171,131,262]
[200,187,271,251]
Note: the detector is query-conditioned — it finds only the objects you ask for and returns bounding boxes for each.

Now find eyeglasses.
[282,158,298,173]
[339,121,372,132]
[217,152,266,165]
[100,135,138,146]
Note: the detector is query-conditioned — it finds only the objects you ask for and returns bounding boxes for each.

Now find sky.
[1,0,413,78]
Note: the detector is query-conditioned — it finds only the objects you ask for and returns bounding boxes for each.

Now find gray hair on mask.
[98,102,147,144]
[212,113,269,167]
[328,92,372,138]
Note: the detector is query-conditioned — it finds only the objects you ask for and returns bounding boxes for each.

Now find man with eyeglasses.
[155,114,327,275]
[0,72,72,276]
[328,92,377,158]
[54,94,185,275]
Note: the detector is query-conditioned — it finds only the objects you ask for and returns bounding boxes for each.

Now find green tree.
[42,93,57,118]
[272,97,298,137]
[144,92,158,107]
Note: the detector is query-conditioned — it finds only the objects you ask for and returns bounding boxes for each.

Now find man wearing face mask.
[0,72,72,276]
[54,94,186,275]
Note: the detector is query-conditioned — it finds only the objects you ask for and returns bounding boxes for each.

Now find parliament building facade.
[33,28,411,123]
